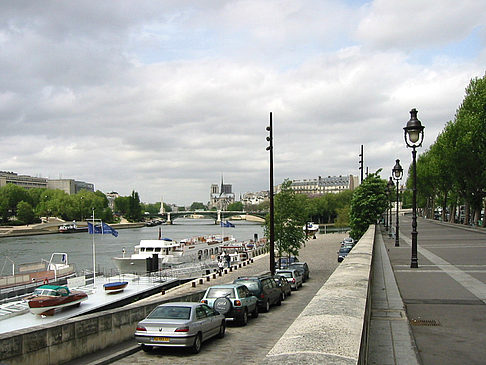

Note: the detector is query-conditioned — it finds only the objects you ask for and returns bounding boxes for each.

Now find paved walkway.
[72,232,345,364]
[382,216,486,365]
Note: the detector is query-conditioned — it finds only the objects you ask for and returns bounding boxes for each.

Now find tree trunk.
[464,203,470,225]
[482,199,486,228]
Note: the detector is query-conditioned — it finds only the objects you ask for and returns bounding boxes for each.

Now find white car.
[134,302,226,354]
[275,269,303,290]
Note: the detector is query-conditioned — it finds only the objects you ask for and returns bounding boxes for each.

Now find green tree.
[114,196,129,216]
[349,172,388,240]
[227,201,243,211]
[16,201,35,224]
[190,202,207,211]
[264,180,307,260]
[127,190,142,222]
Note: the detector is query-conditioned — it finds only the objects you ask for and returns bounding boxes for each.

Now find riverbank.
[0,218,145,239]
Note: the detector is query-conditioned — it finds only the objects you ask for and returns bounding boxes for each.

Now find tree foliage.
[349,172,388,240]
[264,180,307,258]
[411,73,486,226]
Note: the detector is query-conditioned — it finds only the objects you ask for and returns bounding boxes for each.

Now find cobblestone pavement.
[114,232,345,365]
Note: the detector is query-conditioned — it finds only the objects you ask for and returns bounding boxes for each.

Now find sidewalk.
[382,216,486,365]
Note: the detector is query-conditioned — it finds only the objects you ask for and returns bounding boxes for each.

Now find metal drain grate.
[410,319,440,326]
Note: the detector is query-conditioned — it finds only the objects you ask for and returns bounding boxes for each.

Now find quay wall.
[263,225,376,364]
[0,286,207,364]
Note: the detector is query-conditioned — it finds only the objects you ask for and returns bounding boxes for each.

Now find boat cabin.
[33,285,71,297]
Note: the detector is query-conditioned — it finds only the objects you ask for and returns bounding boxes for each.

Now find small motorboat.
[27,285,88,316]
[103,281,128,294]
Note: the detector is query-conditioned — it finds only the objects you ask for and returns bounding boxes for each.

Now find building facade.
[289,175,359,196]
[209,182,235,210]
[241,191,269,206]
[0,171,94,195]
[0,171,48,189]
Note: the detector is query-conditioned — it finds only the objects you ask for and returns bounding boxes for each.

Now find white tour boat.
[112,235,236,274]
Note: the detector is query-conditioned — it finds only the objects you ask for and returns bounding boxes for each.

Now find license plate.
[153,337,170,342]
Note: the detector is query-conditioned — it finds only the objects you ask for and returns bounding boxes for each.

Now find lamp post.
[387,177,394,238]
[385,184,390,231]
[404,108,425,268]
[266,112,275,275]
[392,159,403,247]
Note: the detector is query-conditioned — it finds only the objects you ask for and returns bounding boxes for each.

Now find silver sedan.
[134,302,226,354]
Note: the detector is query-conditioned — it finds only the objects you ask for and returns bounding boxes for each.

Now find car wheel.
[192,333,202,354]
[239,309,248,326]
[141,344,152,352]
[263,300,270,313]
[252,305,259,318]
[217,321,226,338]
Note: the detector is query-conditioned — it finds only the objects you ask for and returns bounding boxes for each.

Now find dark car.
[275,256,299,269]
[273,274,292,301]
[233,275,282,312]
[201,284,258,326]
[287,262,310,282]
[337,246,352,262]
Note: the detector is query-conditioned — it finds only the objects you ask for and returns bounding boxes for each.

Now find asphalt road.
[112,232,345,364]
[384,215,486,365]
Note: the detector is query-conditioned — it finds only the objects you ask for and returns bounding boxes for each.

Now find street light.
[266,112,275,276]
[392,159,403,247]
[387,177,394,238]
[404,108,425,268]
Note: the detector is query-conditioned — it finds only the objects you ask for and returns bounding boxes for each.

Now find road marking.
[400,233,486,304]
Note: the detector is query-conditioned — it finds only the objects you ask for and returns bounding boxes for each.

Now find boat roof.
[36,285,66,290]
[136,239,179,248]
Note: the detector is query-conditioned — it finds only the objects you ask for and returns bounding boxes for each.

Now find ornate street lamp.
[404,108,424,268]
[387,177,395,238]
[392,159,403,247]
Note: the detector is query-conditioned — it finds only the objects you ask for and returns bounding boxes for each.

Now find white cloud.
[0,1,485,204]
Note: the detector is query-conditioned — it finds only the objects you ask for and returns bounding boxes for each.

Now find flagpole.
[92,208,96,288]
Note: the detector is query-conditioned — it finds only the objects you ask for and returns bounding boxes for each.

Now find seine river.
[0,219,264,276]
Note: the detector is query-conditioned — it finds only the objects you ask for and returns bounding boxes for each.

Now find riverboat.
[0,253,76,290]
[27,284,88,315]
[112,234,236,274]
[58,222,88,233]
[103,281,128,294]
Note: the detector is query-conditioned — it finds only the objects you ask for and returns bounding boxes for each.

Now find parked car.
[337,246,352,262]
[275,269,303,290]
[275,256,299,268]
[134,302,225,354]
[233,275,282,312]
[287,262,310,282]
[201,284,258,326]
[273,274,292,301]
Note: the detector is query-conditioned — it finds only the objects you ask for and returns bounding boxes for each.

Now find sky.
[1,0,485,206]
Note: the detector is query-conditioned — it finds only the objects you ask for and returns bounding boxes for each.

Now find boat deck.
[0,274,177,335]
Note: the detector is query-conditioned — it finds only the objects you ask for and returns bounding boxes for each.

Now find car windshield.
[234,280,259,291]
[147,306,191,320]
[206,287,235,299]
[276,271,292,278]
[339,248,351,253]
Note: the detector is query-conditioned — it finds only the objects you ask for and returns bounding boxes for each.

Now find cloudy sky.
[1,1,485,205]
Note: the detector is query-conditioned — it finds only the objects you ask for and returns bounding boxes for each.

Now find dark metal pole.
[267,112,275,275]
[359,145,364,183]
[411,147,418,268]
[395,180,400,246]
[388,187,393,237]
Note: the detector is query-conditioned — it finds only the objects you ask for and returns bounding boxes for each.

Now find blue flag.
[88,222,118,237]
[102,222,119,237]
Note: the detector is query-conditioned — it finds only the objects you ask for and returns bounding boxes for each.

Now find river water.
[0,219,264,276]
